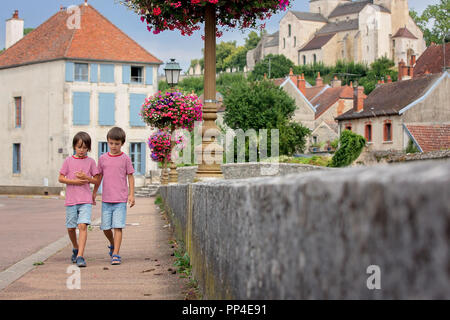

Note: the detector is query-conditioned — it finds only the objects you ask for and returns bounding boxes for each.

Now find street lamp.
[163,58,182,185]
[164,58,182,88]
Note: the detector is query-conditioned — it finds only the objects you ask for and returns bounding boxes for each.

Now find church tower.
[309,0,351,18]
[373,0,409,34]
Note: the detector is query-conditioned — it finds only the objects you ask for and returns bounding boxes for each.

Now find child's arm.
[127,174,135,208]
[92,174,103,206]
[58,174,89,186]
[76,171,98,185]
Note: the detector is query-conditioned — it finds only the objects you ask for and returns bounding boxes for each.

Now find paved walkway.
[0,197,190,300]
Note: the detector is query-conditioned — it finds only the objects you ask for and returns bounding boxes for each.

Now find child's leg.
[77,223,88,257]
[103,229,114,246]
[76,204,92,258]
[67,228,78,249]
[112,228,123,255]
[111,203,127,256]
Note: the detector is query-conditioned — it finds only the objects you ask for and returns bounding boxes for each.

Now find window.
[345,124,352,131]
[73,92,90,125]
[384,122,392,142]
[14,97,22,128]
[131,66,143,84]
[288,24,291,37]
[130,143,146,175]
[129,94,147,127]
[303,55,306,65]
[294,36,296,47]
[99,142,109,156]
[74,63,89,82]
[13,143,21,174]
[365,124,372,142]
[283,38,286,49]
[313,54,317,64]
[98,93,115,126]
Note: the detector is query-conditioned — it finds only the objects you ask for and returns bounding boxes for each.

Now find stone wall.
[160,160,450,299]
[174,163,330,184]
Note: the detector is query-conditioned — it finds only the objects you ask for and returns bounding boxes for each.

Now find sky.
[0,0,440,73]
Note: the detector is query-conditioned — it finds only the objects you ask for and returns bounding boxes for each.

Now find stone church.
[247,0,426,69]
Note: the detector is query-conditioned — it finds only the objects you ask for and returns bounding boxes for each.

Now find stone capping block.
[160,160,450,299]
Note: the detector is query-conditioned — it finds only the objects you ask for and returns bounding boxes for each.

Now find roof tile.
[0,5,162,69]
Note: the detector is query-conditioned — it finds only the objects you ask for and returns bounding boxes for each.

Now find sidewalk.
[0,197,191,300]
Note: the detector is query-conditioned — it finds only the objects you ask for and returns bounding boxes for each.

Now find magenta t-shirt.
[60,156,99,206]
[98,152,135,203]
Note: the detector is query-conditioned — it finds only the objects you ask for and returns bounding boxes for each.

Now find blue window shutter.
[129,94,146,127]
[140,142,146,175]
[100,64,115,83]
[65,62,74,82]
[98,93,115,126]
[122,65,131,84]
[90,64,98,83]
[145,66,153,85]
[12,144,18,173]
[73,92,90,125]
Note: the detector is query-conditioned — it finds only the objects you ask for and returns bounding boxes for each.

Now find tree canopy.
[410,0,450,46]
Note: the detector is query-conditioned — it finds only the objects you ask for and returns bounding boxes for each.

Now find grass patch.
[33,261,44,266]
[172,240,202,300]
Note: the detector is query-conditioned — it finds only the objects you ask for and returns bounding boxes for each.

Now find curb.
[0,195,64,200]
[0,217,101,291]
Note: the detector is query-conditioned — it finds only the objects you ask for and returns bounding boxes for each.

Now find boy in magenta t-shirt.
[59,132,100,267]
[93,127,135,265]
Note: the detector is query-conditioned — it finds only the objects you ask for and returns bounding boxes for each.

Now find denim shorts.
[66,204,92,228]
[101,202,127,230]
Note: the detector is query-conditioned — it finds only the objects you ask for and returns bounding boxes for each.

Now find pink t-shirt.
[98,152,135,203]
[60,156,99,206]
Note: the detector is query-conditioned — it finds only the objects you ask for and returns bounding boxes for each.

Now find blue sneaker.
[76,256,87,268]
[71,249,78,263]
[108,245,114,257]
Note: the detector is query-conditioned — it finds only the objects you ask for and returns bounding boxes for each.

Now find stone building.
[247,0,426,69]
[335,71,450,152]
[278,70,355,153]
[0,4,162,193]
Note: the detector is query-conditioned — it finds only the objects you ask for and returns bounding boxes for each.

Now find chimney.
[315,72,323,87]
[387,75,392,83]
[297,74,306,96]
[5,10,24,50]
[410,54,416,67]
[353,86,365,112]
[331,76,342,88]
[398,59,406,81]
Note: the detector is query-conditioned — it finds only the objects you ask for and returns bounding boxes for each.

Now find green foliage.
[406,139,420,154]
[293,62,333,83]
[216,41,238,72]
[330,130,366,167]
[223,79,296,131]
[249,54,295,80]
[173,249,191,278]
[24,28,34,35]
[330,139,339,150]
[282,155,332,167]
[245,31,263,50]
[178,76,204,95]
[279,122,311,156]
[158,80,170,93]
[0,48,4,54]
[216,72,247,95]
[223,46,248,71]
[223,79,310,160]
[410,1,450,46]
[358,57,398,94]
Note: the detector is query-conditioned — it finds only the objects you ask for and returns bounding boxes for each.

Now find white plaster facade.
[0,60,160,189]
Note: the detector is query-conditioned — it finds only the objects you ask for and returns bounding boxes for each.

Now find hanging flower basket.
[148,130,184,163]
[121,0,291,36]
[140,90,203,131]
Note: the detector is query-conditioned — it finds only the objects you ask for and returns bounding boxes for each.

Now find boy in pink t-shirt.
[93,127,135,265]
[59,132,100,268]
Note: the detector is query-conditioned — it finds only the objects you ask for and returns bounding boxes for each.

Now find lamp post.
[163,59,182,185]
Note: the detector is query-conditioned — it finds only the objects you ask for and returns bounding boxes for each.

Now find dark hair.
[107,127,126,144]
[73,132,92,151]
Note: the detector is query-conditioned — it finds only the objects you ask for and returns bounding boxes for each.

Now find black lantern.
[164,58,182,88]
